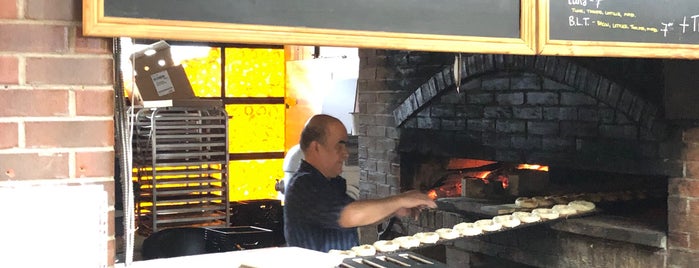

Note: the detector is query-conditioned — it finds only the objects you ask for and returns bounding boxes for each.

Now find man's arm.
[337,190,436,228]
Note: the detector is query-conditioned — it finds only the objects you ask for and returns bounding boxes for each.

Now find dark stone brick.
[600,125,638,139]
[496,93,524,105]
[554,58,569,82]
[578,107,600,122]
[561,92,597,106]
[483,54,495,72]
[494,54,506,71]
[496,120,526,134]
[417,116,440,129]
[504,55,515,69]
[542,137,576,151]
[414,88,425,107]
[511,136,542,150]
[460,105,485,118]
[466,56,478,77]
[511,73,542,90]
[512,55,525,69]
[523,55,536,70]
[584,71,601,96]
[441,118,466,131]
[543,107,578,120]
[462,78,481,91]
[561,121,598,137]
[430,104,456,117]
[474,54,485,74]
[607,82,623,105]
[495,150,522,162]
[439,90,465,105]
[467,93,494,105]
[599,107,615,124]
[534,55,547,72]
[482,77,509,90]
[544,56,557,77]
[441,67,454,89]
[617,90,635,115]
[629,99,645,121]
[434,70,445,92]
[574,67,591,94]
[528,121,559,135]
[484,106,513,119]
[527,92,558,105]
[565,62,579,86]
[542,78,571,91]
[513,107,542,120]
[467,119,495,132]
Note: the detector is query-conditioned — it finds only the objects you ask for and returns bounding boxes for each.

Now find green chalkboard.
[104,0,520,39]
[549,0,699,45]
[85,0,537,55]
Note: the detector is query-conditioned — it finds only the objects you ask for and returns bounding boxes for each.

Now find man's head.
[300,114,349,178]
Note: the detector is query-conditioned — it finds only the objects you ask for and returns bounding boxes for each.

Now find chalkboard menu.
[84,0,537,55]
[539,0,699,58]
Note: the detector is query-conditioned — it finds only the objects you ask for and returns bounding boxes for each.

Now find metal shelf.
[131,106,230,235]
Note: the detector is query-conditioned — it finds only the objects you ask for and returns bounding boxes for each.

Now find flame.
[516,164,549,171]
[496,175,509,189]
[473,171,491,179]
[427,189,438,200]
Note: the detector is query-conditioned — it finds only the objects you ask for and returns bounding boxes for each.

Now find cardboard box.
[130,41,220,108]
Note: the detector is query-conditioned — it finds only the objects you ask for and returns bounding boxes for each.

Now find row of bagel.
[329,200,596,257]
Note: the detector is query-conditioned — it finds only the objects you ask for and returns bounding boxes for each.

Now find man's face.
[318,121,349,178]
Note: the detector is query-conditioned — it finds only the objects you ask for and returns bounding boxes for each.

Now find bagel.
[475,219,503,232]
[392,236,421,249]
[435,228,460,240]
[328,249,357,257]
[532,208,560,220]
[373,240,400,252]
[351,244,376,256]
[533,196,554,207]
[413,232,439,244]
[514,197,538,208]
[493,214,521,228]
[453,222,482,236]
[552,204,577,216]
[551,195,570,205]
[512,211,541,223]
[568,200,595,212]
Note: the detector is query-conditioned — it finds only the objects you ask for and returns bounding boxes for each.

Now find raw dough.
[392,236,421,249]
[493,214,521,228]
[373,240,400,252]
[413,232,440,244]
[435,228,460,239]
[475,219,503,232]
[351,244,376,256]
[453,222,482,236]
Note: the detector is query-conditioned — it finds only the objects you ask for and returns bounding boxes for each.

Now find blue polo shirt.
[283,160,358,252]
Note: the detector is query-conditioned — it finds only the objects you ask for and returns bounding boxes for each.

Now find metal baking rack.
[338,252,447,268]
[131,106,230,234]
[405,208,600,250]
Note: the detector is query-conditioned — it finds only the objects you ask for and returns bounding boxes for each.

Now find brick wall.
[0,0,115,266]
[355,49,699,267]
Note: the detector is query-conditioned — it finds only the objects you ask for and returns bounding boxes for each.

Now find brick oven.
[353,50,699,267]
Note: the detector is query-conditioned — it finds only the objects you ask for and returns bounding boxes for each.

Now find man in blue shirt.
[283,114,436,252]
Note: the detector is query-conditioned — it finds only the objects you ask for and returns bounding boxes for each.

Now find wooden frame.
[537,0,699,59]
[83,0,537,55]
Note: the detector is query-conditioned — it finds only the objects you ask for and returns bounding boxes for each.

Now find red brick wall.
[0,0,115,266]
[668,128,699,267]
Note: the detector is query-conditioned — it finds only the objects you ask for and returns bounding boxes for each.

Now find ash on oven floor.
[338,252,447,268]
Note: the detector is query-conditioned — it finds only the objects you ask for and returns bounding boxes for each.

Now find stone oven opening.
[355,52,690,267]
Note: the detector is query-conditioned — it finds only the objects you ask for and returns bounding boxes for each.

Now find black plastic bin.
[204,226,274,252]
